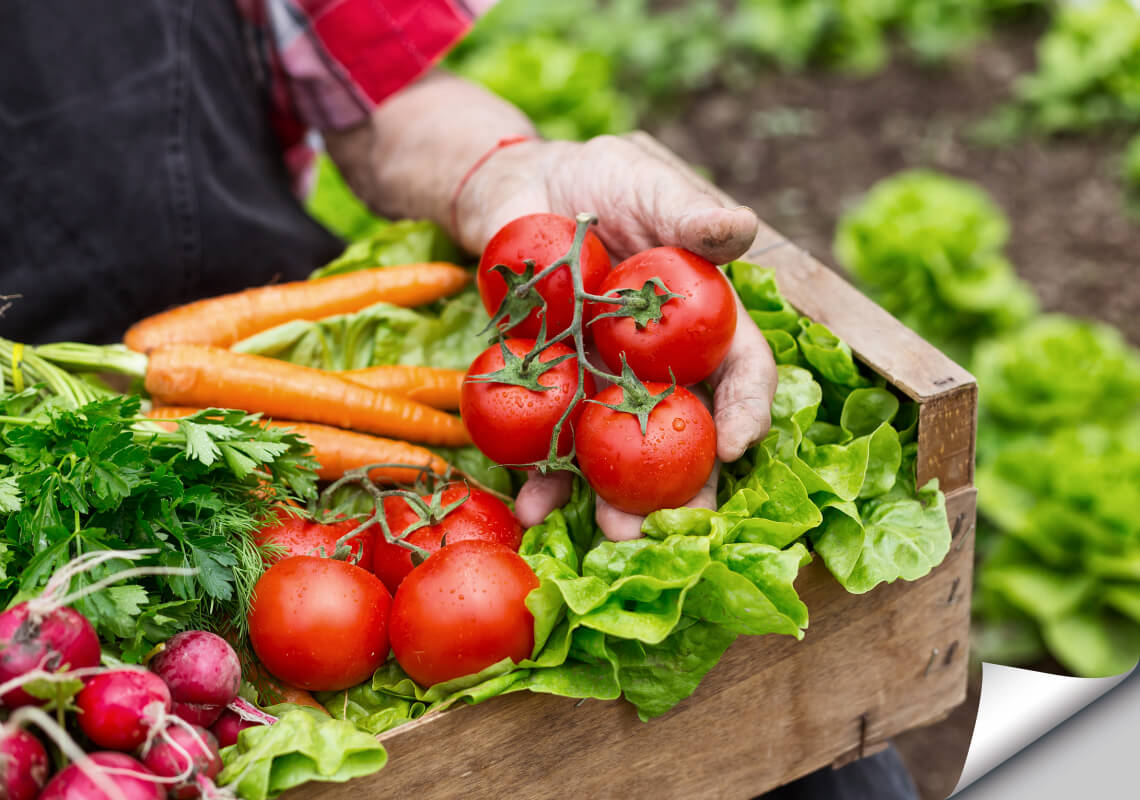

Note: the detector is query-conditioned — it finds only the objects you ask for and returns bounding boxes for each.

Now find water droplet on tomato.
[672,418,685,432]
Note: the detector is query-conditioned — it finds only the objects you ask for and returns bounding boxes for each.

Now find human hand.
[453,135,778,541]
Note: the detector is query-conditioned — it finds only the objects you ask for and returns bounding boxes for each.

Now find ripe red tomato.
[590,247,737,386]
[576,383,717,515]
[248,556,391,692]
[372,484,524,594]
[389,540,539,687]
[477,213,611,338]
[461,338,595,466]
[253,508,374,569]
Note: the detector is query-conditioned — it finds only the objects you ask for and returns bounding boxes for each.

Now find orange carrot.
[146,406,450,483]
[339,365,465,410]
[123,262,470,353]
[144,345,471,447]
[274,683,329,713]
[244,658,330,713]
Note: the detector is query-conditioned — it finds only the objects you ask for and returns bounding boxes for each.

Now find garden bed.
[650,23,1140,346]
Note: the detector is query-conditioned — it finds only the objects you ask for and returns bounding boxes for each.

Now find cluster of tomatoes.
[245,213,740,696]
[461,213,738,515]
[247,486,537,692]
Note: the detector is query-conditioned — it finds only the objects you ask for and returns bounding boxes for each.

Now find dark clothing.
[0,0,341,344]
[761,746,920,800]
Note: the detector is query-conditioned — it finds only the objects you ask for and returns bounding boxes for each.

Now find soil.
[645,22,1139,800]
[648,24,1140,346]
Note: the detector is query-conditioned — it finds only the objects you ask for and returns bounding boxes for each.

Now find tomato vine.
[467,212,683,473]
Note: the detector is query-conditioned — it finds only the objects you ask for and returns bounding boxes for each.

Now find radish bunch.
[1,622,264,800]
[2,605,275,799]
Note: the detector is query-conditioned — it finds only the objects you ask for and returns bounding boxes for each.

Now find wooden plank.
[286,486,975,800]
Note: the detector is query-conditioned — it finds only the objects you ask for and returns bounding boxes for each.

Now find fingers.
[541,136,759,263]
[596,462,721,542]
[514,470,574,529]
[594,499,648,542]
[711,294,779,463]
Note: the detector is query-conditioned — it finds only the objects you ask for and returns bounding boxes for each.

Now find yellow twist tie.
[10,342,25,392]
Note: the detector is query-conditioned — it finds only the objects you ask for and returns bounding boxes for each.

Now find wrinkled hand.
[454,135,778,541]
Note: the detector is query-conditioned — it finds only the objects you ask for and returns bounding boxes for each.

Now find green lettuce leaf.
[1041,613,1140,678]
[232,290,489,372]
[310,219,464,279]
[812,479,951,594]
[218,710,388,800]
[973,314,1140,431]
[306,155,386,242]
[833,169,1037,360]
[726,260,801,333]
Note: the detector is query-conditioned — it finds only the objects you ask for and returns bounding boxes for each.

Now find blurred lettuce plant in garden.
[990,0,1140,136]
[835,169,1140,676]
[833,170,1037,364]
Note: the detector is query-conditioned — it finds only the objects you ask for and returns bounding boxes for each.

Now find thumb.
[665,205,761,265]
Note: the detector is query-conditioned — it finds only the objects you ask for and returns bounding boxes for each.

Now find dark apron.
[0,0,343,344]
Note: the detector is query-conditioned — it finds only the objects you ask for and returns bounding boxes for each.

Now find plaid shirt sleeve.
[238,0,494,186]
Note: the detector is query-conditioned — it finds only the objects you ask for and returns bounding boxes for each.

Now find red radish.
[76,670,171,751]
[39,752,164,800]
[209,709,260,749]
[140,724,222,799]
[169,700,224,729]
[0,727,50,800]
[0,604,100,708]
[149,631,240,728]
[1,548,196,710]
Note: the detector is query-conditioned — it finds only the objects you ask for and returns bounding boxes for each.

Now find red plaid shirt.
[234,0,494,191]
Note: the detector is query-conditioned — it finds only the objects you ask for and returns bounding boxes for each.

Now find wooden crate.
[288,134,977,800]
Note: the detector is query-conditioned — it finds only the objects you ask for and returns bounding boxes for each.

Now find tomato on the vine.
[253,508,374,568]
[477,213,611,338]
[589,247,737,386]
[248,556,391,692]
[372,484,524,594]
[389,540,539,687]
[461,338,595,466]
[576,383,717,515]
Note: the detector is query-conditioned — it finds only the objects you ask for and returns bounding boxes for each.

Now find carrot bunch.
[39,262,481,486]
[144,345,470,448]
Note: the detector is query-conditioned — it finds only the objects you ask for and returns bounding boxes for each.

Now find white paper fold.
[950,662,1134,795]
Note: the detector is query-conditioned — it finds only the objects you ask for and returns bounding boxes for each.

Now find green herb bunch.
[0,390,318,661]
